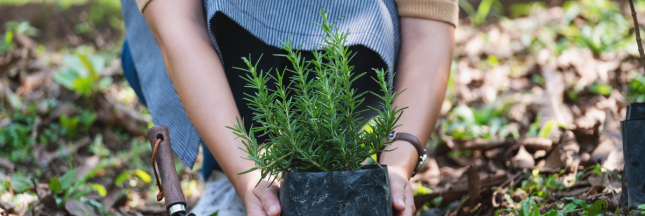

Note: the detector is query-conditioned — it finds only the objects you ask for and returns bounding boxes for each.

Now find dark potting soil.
[279,165,392,216]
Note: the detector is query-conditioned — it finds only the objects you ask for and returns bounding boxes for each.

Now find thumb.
[390,175,407,212]
[255,181,282,216]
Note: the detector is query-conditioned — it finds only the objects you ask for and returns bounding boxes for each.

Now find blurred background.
[0,0,643,215]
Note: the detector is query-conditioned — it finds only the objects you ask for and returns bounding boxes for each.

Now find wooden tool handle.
[148,125,187,209]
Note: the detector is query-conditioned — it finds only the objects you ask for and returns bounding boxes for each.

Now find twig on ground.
[444,137,552,152]
[414,171,508,208]
[551,187,591,199]
[628,0,645,72]
[468,165,481,207]
[36,137,91,166]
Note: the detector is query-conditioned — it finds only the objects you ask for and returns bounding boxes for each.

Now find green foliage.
[497,198,607,216]
[59,109,96,139]
[557,197,607,216]
[413,182,432,196]
[53,51,112,99]
[519,169,565,198]
[496,198,540,216]
[11,173,34,193]
[114,138,152,171]
[560,0,630,55]
[79,109,97,133]
[60,114,80,139]
[229,9,406,185]
[0,106,38,162]
[509,2,547,18]
[459,0,504,26]
[47,164,108,209]
[0,21,38,53]
[89,134,111,157]
[638,204,645,216]
[526,114,566,138]
[443,101,518,141]
[627,72,645,102]
[588,83,613,96]
[115,169,152,187]
[39,123,61,145]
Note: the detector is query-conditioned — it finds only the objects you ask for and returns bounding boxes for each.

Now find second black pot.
[279,165,392,216]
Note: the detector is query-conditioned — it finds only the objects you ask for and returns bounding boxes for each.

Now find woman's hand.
[380,140,419,216]
[389,165,416,216]
[244,179,282,216]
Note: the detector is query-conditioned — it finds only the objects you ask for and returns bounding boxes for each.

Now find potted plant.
[228,9,405,216]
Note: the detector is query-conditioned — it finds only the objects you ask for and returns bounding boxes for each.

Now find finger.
[254,181,282,216]
[245,194,268,216]
[396,182,416,216]
[390,175,407,212]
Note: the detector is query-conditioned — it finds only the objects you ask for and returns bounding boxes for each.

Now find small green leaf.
[49,177,62,193]
[59,168,79,190]
[543,209,562,216]
[589,83,613,96]
[115,172,129,186]
[135,169,151,183]
[538,120,559,138]
[53,69,79,90]
[451,105,475,123]
[413,182,432,195]
[91,184,107,197]
[72,77,94,96]
[586,199,607,215]
[10,174,33,193]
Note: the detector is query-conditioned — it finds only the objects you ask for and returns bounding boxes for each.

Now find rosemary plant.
[227,8,406,185]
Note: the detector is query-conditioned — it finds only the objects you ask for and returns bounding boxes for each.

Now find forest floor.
[0,0,644,215]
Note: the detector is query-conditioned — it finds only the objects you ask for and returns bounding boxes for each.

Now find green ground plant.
[54,50,113,106]
[497,197,607,216]
[525,114,566,138]
[459,0,504,26]
[0,21,38,53]
[518,169,565,198]
[47,165,110,215]
[443,101,518,141]
[0,105,38,162]
[228,8,406,185]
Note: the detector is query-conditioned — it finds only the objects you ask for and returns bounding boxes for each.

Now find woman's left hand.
[380,140,420,216]
[388,165,416,216]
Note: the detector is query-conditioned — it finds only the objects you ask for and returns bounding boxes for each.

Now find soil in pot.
[279,165,392,216]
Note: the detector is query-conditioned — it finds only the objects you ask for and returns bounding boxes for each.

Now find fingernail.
[268,205,279,215]
[396,198,404,207]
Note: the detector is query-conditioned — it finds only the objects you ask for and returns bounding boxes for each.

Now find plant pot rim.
[284,164,387,174]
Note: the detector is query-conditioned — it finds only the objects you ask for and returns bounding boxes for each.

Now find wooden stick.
[629,0,645,71]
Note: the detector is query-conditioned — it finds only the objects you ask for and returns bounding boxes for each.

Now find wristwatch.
[378,131,427,177]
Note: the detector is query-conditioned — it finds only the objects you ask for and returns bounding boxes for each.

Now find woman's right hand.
[243,179,282,216]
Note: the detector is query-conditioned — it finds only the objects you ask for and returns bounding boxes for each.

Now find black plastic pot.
[622,103,645,213]
[279,165,392,216]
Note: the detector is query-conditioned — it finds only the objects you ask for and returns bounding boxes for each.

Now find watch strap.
[377,131,427,177]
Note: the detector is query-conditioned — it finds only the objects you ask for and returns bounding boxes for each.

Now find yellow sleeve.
[136,0,152,13]
[395,0,459,27]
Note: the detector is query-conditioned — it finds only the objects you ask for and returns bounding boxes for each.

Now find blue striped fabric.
[120,0,401,168]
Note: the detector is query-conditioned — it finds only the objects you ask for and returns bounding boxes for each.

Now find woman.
[120,0,456,215]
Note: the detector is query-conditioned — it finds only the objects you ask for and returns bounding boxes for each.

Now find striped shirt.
[121,0,400,168]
